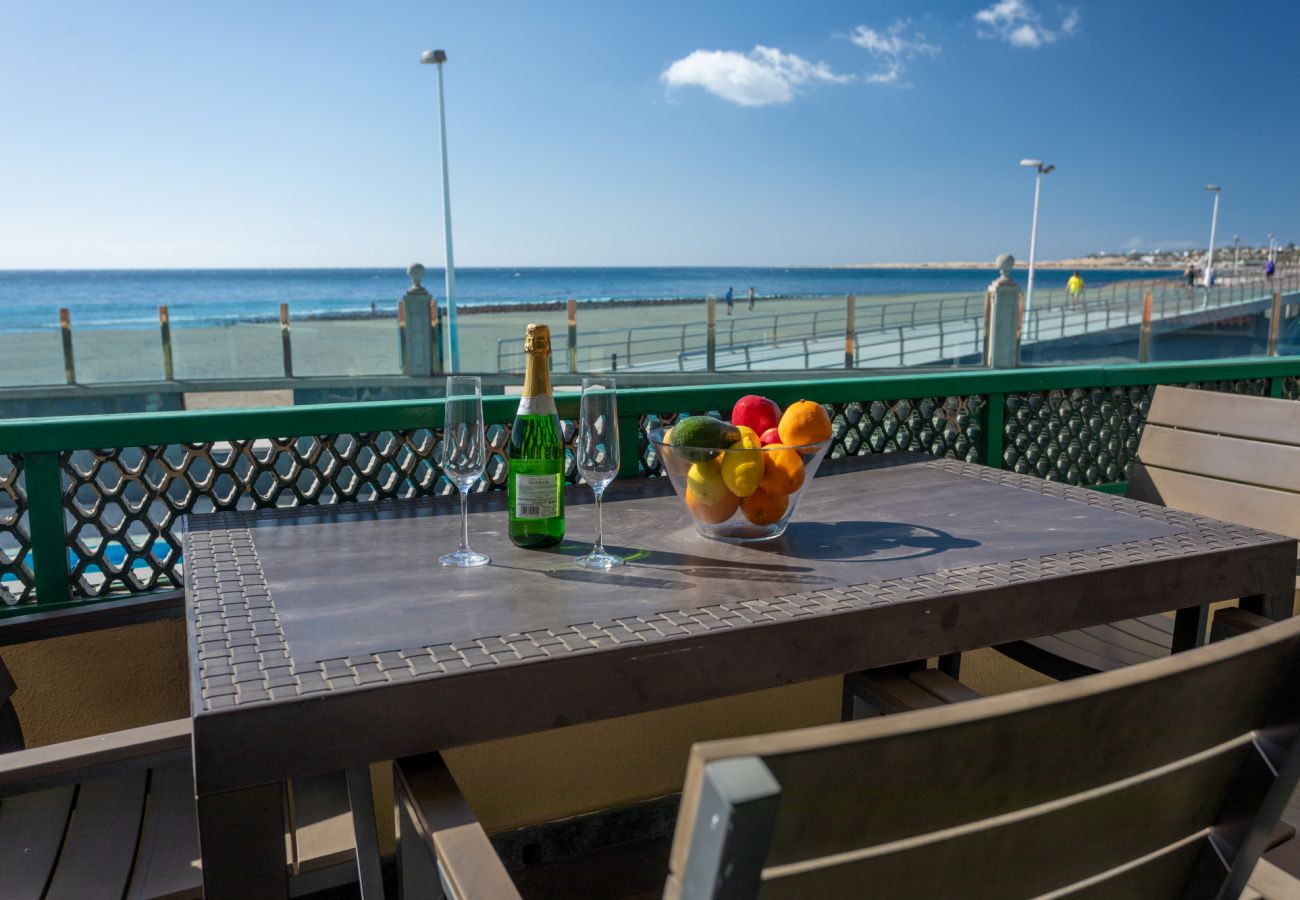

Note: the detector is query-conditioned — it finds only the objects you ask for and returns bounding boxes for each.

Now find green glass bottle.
[508,324,565,548]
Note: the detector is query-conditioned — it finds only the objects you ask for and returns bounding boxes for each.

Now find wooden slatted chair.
[0,655,383,899]
[393,612,1300,899]
[998,384,1300,679]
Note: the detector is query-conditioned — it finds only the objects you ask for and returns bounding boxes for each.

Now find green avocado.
[668,416,742,462]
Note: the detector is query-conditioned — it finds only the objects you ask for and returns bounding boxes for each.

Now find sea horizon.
[0,265,1179,334]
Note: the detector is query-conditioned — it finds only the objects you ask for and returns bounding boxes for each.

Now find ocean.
[0,267,1171,333]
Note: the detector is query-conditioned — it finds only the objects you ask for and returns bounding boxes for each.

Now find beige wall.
[2,616,1051,849]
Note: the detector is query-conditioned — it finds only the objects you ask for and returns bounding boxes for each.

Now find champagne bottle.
[508,324,565,547]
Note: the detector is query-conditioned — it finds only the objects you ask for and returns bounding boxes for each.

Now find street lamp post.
[1019,159,1055,315]
[421,49,460,372]
[1196,185,1216,291]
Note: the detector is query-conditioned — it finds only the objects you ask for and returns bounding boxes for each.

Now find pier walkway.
[608,274,1299,372]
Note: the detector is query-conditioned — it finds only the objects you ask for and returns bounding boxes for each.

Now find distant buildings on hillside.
[1083,243,1296,269]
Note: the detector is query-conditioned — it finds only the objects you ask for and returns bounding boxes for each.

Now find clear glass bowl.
[647,426,830,542]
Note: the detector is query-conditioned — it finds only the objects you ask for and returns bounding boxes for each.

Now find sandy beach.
[4,290,991,386]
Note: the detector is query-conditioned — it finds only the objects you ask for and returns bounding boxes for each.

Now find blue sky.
[1,1,1296,268]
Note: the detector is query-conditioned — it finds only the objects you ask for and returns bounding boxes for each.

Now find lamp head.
[421,49,448,64]
[1041,164,1056,174]
[1205,184,1220,192]
[1020,159,1042,168]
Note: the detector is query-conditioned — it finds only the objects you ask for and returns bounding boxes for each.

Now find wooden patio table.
[182,455,1297,898]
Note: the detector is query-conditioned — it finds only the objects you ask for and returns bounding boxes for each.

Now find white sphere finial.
[408,263,425,288]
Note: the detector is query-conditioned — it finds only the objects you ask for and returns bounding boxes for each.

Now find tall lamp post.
[1019,159,1055,315]
[1203,184,1220,292]
[421,49,460,372]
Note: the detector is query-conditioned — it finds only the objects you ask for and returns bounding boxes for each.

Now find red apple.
[759,427,782,446]
[731,395,781,435]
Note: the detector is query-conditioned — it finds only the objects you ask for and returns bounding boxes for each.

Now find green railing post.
[1270,377,1285,398]
[982,392,1006,469]
[24,451,71,605]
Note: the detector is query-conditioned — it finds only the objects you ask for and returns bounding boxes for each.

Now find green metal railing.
[2,356,1300,617]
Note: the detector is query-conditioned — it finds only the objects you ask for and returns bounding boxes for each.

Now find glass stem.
[459,487,470,553]
[593,488,605,554]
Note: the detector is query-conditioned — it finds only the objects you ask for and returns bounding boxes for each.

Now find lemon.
[686,460,729,506]
[719,434,763,497]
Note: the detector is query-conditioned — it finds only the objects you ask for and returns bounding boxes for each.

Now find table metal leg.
[196,782,289,900]
[397,780,444,900]
[1172,605,1209,653]
[346,765,386,899]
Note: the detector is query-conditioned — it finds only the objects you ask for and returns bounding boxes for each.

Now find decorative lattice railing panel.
[1003,379,1272,485]
[1004,387,1144,485]
[0,454,33,605]
[825,396,984,464]
[1284,375,1300,401]
[59,425,596,598]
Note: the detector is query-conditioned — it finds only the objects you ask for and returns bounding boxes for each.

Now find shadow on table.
[767,520,981,563]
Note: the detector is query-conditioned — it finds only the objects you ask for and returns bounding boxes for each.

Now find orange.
[741,487,788,526]
[685,487,740,524]
[777,400,832,446]
[759,445,805,496]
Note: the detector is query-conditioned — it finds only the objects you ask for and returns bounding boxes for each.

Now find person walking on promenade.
[1184,264,1197,294]
[725,286,734,315]
[1267,258,1276,280]
[1067,271,1084,305]
[748,286,755,310]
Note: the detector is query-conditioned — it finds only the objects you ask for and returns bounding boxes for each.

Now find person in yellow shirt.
[1067,271,1085,304]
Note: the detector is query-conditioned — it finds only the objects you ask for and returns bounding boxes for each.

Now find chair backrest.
[1128,385,1300,540]
[666,614,1300,899]
[0,655,22,753]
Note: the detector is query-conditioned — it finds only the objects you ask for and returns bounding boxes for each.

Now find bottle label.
[514,474,559,519]
[517,395,557,416]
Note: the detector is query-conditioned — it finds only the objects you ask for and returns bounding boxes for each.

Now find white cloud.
[848,21,939,85]
[975,0,1079,48]
[660,45,851,107]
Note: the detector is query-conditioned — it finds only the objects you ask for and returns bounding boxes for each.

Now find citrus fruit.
[719,433,763,498]
[686,460,729,506]
[741,487,788,526]
[759,445,805,496]
[777,400,832,446]
[685,487,739,524]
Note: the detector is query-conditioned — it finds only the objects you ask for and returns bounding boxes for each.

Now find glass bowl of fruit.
[647,396,833,542]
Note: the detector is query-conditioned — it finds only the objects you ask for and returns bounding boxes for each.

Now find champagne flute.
[439,375,490,568]
[575,377,623,569]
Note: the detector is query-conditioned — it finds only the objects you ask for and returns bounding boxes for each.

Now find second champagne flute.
[439,375,490,568]
[574,377,623,569]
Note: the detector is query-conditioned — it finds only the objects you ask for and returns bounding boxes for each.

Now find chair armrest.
[1211,608,1278,643]
[0,717,190,797]
[394,752,521,900]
